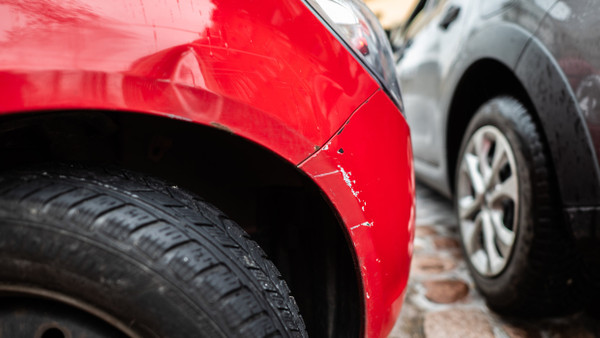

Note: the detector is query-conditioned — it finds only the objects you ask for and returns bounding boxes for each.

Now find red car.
[0,0,414,337]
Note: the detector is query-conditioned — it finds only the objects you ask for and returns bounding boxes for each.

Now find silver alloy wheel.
[457,125,519,277]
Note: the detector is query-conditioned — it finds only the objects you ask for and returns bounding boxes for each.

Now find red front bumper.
[299,89,415,337]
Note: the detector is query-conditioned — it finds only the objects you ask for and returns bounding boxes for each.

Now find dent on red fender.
[299,90,416,338]
[0,0,378,164]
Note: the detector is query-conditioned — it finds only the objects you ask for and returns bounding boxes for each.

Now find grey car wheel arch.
[441,22,534,195]
[515,36,600,208]
[443,21,600,208]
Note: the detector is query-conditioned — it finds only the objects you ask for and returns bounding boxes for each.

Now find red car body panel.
[0,0,378,164]
[0,0,414,336]
[300,89,415,336]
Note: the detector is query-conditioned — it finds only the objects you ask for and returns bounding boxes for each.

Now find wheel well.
[0,110,361,337]
[446,59,537,193]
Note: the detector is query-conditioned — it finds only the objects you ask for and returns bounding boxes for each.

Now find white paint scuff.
[338,165,359,197]
[337,165,369,213]
[351,221,373,230]
[313,170,339,178]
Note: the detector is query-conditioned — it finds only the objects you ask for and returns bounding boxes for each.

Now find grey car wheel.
[455,96,583,316]
[457,125,518,277]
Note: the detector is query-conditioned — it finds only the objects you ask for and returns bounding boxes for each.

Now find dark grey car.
[394,0,599,316]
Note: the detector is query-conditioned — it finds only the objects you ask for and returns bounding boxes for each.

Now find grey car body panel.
[524,0,600,262]
[411,21,534,197]
[399,0,555,197]
[398,0,600,255]
[516,35,600,207]
[517,33,600,256]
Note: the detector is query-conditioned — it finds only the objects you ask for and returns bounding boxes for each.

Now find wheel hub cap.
[457,125,519,277]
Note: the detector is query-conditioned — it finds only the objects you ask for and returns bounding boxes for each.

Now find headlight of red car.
[304,0,403,109]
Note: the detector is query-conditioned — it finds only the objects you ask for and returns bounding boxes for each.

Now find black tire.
[454,96,582,316]
[0,164,306,337]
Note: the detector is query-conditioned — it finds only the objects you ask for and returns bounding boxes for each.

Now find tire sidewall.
[455,97,539,308]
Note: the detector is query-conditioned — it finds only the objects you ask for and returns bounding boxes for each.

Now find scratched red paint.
[0,1,414,336]
[0,0,378,164]
[300,90,416,336]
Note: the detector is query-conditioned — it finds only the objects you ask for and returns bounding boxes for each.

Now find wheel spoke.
[458,195,481,220]
[465,153,485,195]
[488,138,508,187]
[482,210,504,273]
[462,214,483,256]
[474,131,492,180]
[490,210,515,256]
[488,175,518,204]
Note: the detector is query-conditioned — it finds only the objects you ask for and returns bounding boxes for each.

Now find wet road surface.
[389,183,600,338]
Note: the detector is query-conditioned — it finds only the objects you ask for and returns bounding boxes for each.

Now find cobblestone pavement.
[389,183,600,338]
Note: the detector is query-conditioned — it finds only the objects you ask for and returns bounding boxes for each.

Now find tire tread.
[0,164,306,337]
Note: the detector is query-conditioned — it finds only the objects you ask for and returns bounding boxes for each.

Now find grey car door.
[397,0,473,167]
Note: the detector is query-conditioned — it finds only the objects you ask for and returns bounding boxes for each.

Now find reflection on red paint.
[0,0,378,163]
[0,1,413,336]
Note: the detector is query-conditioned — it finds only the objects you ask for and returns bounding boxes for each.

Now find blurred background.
[365,0,419,29]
